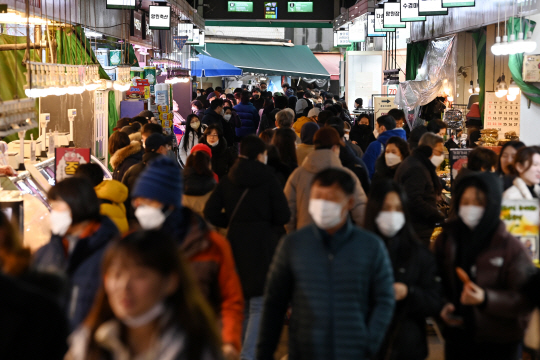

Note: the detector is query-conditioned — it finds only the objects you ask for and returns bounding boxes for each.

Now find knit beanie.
[191,143,212,158]
[295,98,309,114]
[132,157,183,207]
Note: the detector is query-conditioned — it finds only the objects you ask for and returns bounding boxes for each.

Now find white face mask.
[431,154,445,168]
[122,302,166,328]
[220,109,225,116]
[344,133,350,140]
[192,107,197,113]
[309,199,346,230]
[459,205,485,230]
[373,128,379,139]
[223,114,232,121]
[263,154,268,165]
[376,211,406,238]
[208,139,219,147]
[190,121,200,130]
[385,153,402,167]
[135,205,166,230]
[50,210,72,236]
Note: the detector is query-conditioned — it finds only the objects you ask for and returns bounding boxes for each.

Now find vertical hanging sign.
[442,0,475,8]
[401,0,426,22]
[383,2,405,28]
[368,13,385,37]
[348,14,367,43]
[375,8,395,33]
[418,0,448,16]
[178,23,194,42]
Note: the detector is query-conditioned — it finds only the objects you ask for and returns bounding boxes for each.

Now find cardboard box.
[126,85,150,100]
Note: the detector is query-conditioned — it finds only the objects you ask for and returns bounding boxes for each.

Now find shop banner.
[334,30,351,47]
[442,0,475,8]
[418,0,448,16]
[349,15,367,43]
[178,23,194,42]
[368,14,385,37]
[384,2,406,28]
[149,6,171,30]
[449,148,472,183]
[501,199,540,263]
[375,8,395,33]
[484,92,520,140]
[55,148,91,182]
[401,0,426,22]
[187,29,201,45]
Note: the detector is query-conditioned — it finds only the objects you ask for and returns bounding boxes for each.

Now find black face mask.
[253,95,260,100]
[357,124,371,131]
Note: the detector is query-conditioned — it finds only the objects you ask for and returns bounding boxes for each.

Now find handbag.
[226,188,249,235]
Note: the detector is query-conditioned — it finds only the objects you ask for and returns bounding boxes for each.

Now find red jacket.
[181,214,244,351]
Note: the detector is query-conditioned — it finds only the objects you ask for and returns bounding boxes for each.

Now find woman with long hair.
[65,230,222,360]
[497,141,526,190]
[179,114,207,168]
[365,180,442,360]
[200,124,237,179]
[271,128,298,171]
[372,136,410,187]
[503,146,540,200]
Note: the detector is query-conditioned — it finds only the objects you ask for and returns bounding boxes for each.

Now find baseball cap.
[145,133,173,152]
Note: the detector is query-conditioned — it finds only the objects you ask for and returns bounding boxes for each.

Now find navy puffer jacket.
[233,101,260,138]
[32,216,119,330]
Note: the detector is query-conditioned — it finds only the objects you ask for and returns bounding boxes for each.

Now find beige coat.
[284,149,367,233]
[296,144,315,166]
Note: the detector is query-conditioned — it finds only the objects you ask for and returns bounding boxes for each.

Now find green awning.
[193,43,330,79]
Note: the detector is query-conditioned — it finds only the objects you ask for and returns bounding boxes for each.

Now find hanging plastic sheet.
[395,35,457,127]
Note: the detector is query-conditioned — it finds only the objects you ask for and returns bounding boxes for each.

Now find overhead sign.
[264,2,278,18]
[375,8,395,33]
[383,2,405,28]
[418,0,448,16]
[178,23,193,42]
[187,29,200,44]
[334,30,351,47]
[442,0,475,8]
[401,0,426,22]
[106,0,136,9]
[149,6,171,30]
[228,1,253,12]
[348,14,367,43]
[368,14,385,37]
[288,2,313,12]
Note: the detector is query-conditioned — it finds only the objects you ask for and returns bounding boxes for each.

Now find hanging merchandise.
[396,35,457,112]
[383,2,405,29]
[401,0,426,22]
[418,0,448,16]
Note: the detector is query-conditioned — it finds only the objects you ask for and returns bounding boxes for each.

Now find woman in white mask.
[435,172,534,360]
[32,177,120,331]
[201,124,237,180]
[178,114,206,168]
[365,180,442,360]
[65,230,222,360]
[372,136,410,186]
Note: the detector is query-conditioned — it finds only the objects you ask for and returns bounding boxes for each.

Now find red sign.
[55,148,91,182]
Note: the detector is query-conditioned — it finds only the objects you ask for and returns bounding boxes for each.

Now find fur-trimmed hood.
[128,132,142,143]
[110,141,142,169]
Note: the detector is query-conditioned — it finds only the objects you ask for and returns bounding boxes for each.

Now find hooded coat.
[110,140,143,181]
[94,180,129,234]
[394,146,444,245]
[234,101,260,138]
[349,123,375,153]
[292,116,316,138]
[284,149,368,233]
[200,137,236,180]
[32,217,120,330]
[202,107,224,128]
[363,128,407,179]
[204,158,291,299]
[435,172,535,358]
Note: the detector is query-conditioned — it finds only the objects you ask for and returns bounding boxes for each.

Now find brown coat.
[435,221,534,343]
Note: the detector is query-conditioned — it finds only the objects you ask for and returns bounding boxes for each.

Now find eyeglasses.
[207,134,218,138]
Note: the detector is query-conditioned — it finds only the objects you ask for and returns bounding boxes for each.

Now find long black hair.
[364,180,419,262]
[182,114,202,153]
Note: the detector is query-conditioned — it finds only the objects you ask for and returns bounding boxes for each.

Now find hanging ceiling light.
[506,94,517,101]
[525,31,537,53]
[508,79,520,96]
[492,2,503,56]
[475,79,480,93]
[469,80,474,94]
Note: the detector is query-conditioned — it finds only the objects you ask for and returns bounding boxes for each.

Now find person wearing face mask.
[201,124,237,179]
[259,82,268,97]
[372,136,410,187]
[257,168,395,360]
[178,114,207,168]
[284,127,367,233]
[191,99,205,119]
[503,146,540,199]
[222,106,242,147]
[251,88,265,111]
[32,177,120,331]
[64,230,223,360]
[365,180,443,360]
[130,158,245,360]
[394,132,445,246]
[202,98,226,129]
[234,90,260,139]
[204,135,290,360]
[435,172,534,360]
[363,115,407,179]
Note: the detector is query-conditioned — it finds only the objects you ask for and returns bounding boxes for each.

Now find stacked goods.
[156,84,173,135]
[477,129,499,146]
[126,79,150,100]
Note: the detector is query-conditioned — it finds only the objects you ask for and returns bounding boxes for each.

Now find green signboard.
[264,2,278,19]
[228,1,254,12]
[288,2,313,12]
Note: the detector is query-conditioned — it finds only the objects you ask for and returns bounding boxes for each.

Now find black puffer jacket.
[204,158,291,298]
[110,141,143,181]
[350,124,376,153]
[200,137,237,180]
